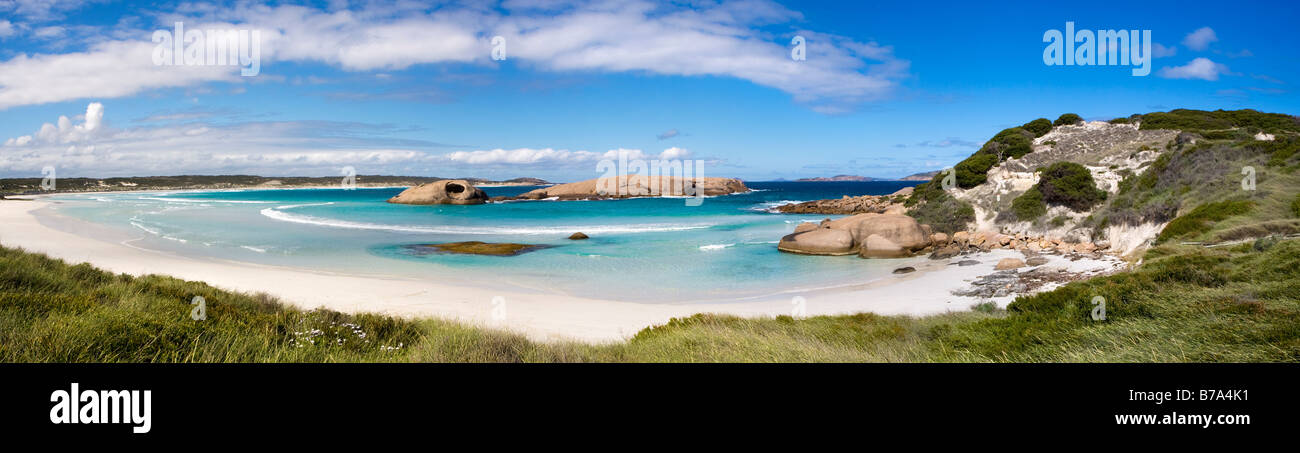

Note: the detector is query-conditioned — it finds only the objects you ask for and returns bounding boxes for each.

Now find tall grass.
[2,237,1297,362]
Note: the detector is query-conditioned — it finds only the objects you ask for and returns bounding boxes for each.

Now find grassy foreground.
[1,236,1297,362]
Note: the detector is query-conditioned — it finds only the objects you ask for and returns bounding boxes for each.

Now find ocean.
[44,181,924,303]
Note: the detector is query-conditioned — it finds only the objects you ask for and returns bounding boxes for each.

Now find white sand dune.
[0,197,1120,343]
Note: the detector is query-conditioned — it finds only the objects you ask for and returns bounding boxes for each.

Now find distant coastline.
[792,171,940,182]
[0,175,552,196]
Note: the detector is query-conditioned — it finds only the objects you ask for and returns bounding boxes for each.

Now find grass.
[3,232,1298,362]
[1156,200,1255,243]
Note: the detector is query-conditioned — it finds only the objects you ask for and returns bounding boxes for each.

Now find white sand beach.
[0,196,1123,343]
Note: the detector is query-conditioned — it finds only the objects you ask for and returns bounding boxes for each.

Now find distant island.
[0,175,552,196]
[899,170,940,181]
[794,171,940,182]
[796,175,875,182]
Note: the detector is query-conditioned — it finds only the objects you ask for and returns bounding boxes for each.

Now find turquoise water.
[46,181,923,302]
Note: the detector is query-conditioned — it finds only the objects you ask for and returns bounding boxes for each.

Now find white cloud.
[31,25,64,38]
[1182,27,1217,51]
[0,102,447,176]
[0,40,239,109]
[0,0,907,112]
[0,20,14,38]
[1157,57,1230,81]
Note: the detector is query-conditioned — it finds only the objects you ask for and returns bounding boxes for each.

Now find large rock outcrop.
[777,213,932,258]
[387,180,489,205]
[518,175,748,200]
[778,228,856,255]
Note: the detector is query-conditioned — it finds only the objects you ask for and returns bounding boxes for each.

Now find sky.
[0,0,1297,181]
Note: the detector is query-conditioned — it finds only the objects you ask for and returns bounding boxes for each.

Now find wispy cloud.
[0,0,910,113]
[656,129,679,140]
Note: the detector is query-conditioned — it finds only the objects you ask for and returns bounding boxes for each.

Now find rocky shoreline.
[774,186,911,214]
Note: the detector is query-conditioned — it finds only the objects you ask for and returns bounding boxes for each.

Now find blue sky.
[0,0,1297,181]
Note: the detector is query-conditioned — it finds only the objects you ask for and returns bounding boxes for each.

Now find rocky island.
[387,179,489,205]
[505,175,749,201]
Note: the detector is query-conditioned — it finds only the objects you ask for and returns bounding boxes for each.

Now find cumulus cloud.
[1182,27,1217,51]
[0,0,908,112]
[0,20,14,38]
[1158,57,1230,81]
[0,40,239,109]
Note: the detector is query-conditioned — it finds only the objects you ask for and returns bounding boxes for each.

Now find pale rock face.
[860,234,907,258]
[793,222,819,234]
[848,214,931,251]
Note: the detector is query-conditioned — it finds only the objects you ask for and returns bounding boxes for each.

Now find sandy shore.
[0,197,1123,343]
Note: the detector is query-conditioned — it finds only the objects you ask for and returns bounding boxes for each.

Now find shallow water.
[46,181,923,302]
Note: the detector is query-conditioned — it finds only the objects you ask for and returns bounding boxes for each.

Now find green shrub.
[1011,187,1046,221]
[907,191,975,234]
[1138,109,1300,134]
[1022,118,1053,137]
[1036,162,1107,211]
[1054,113,1083,126]
[954,152,998,188]
[1156,200,1255,242]
[1292,194,1300,218]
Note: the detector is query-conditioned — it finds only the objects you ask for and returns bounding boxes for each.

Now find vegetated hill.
[0,175,553,195]
[906,109,1300,255]
[796,175,876,181]
[900,171,940,181]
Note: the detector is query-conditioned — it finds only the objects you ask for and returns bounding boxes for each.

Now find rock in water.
[1026,256,1049,266]
[568,232,589,240]
[778,228,856,255]
[411,242,548,256]
[518,175,748,200]
[995,258,1026,270]
[892,266,916,274]
[387,180,489,205]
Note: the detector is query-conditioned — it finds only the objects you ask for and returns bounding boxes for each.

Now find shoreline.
[0,196,1123,343]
